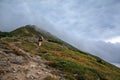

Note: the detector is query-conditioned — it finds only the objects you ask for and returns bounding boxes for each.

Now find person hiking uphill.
[38,36,43,46]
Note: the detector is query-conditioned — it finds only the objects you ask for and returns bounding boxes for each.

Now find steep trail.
[0,43,63,80]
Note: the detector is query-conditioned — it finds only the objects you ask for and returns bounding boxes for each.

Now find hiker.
[38,36,43,46]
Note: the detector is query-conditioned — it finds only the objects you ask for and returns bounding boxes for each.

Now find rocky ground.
[0,43,64,80]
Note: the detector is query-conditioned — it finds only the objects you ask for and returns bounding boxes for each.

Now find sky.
[0,0,120,67]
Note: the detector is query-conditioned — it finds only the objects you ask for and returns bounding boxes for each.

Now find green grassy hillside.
[1,25,120,80]
[0,31,13,38]
[10,25,85,53]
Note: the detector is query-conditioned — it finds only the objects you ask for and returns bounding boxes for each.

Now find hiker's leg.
[39,42,42,46]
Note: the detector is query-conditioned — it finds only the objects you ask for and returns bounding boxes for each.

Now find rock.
[10,57,24,65]
[30,64,36,68]
[11,67,20,73]
[26,73,39,79]
[0,60,8,67]
[37,71,42,75]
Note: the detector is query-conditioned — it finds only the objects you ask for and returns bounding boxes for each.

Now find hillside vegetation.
[0,25,120,80]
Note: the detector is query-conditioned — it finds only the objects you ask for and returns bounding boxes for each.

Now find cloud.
[112,63,120,68]
[104,36,120,44]
[0,0,120,65]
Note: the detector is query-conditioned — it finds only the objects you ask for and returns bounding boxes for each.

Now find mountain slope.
[10,25,84,53]
[0,25,120,80]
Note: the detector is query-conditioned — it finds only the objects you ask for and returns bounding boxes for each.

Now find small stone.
[12,67,19,73]
[30,64,36,68]
[26,73,39,79]
[37,71,42,75]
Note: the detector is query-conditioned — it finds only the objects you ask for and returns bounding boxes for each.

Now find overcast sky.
[0,0,120,67]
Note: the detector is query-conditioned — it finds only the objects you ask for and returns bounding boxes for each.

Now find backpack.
[38,36,43,41]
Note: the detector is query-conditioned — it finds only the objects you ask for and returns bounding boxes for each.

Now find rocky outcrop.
[0,44,62,80]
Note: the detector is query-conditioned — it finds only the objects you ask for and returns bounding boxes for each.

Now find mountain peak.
[10,25,40,37]
[10,25,55,39]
